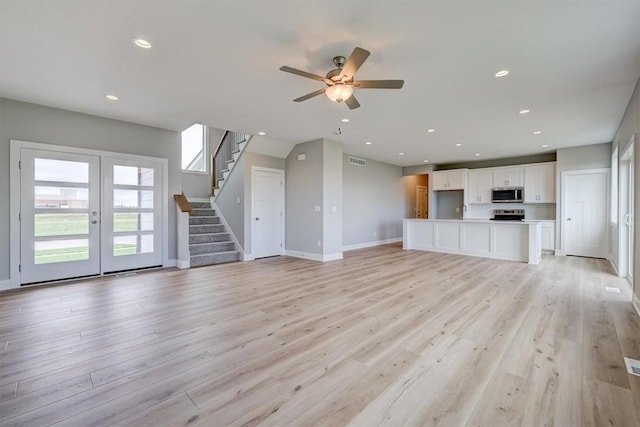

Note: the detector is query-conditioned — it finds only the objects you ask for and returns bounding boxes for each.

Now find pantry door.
[20,149,101,284]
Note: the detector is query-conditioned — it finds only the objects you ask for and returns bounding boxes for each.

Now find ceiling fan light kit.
[280,47,404,109]
[325,83,353,103]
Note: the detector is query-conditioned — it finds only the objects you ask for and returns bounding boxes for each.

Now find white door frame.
[250,166,285,259]
[559,168,610,257]
[9,140,169,290]
[619,135,635,285]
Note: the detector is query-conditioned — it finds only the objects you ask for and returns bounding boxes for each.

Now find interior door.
[101,157,163,273]
[565,171,608,258]
[253,168,284,259]
[416,185,427,218]
[20,149,101,284]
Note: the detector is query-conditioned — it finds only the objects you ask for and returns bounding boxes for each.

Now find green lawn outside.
[34,213,141,263]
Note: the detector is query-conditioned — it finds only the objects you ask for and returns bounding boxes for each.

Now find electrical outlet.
[314,205,321,212]
[317,240,321,247]
[373,231,377,237]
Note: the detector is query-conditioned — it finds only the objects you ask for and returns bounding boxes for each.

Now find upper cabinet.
[432,169,467,191]
[524,163,555,203]
[467,169,493,204]
[492,166,524,187]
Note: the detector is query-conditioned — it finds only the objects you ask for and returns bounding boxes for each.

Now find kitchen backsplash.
[465,203,556,220]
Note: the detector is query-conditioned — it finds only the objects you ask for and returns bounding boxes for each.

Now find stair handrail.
[173,192,192,216]
[211,130,250,193]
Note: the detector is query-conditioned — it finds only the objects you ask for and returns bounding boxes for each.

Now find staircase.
[212,131,250,197]
[188,201,239,267]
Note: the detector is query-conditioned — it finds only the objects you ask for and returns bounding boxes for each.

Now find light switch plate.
[314,205,321,212]
[298,154,306,161]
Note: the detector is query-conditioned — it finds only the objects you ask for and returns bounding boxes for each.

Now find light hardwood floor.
[1,244,639,426]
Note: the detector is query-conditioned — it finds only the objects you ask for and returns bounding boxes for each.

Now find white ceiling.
[1,1,639,166]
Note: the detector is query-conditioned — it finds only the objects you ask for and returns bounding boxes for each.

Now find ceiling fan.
[279,47,404,110]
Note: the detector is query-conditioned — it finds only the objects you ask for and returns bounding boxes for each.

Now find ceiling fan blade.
[293,88,327,102]
[353,80,404,89]
[280,66,328,83]
[345,95,360,110]
[339,47,370,80]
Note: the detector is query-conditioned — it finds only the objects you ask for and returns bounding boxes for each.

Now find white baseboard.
[343,237,402,252]
[164,259,177,268]
[0,279,14,292]
[609,256,620,276]
[285,250,343,262]
[243,253,255,261]
[175,259,190,269]
[633,293,640,317]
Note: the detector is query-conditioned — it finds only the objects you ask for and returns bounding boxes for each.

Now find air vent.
[348,156,367,167]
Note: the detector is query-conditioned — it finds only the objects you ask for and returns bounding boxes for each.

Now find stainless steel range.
[491,209,525,221]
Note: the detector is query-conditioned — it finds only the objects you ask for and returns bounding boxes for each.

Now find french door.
[19,147,163,284]
[20,149,101,283]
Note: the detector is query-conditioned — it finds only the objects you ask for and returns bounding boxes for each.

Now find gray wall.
[343,154,405,247]
[0,98,181,280]
[435,153,557,170]
[286,139,325,254]
[215,151,286,255]
[612,78,640,303]
[215,156,246,249]
[181,127,226,198]
[323,140,343,256]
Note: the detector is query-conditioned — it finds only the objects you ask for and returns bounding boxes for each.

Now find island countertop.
[403,218,541,264]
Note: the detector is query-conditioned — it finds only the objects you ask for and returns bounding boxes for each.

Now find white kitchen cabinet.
[432,169,467,191]
[540,221,555,252]
[467,169,493,204]
[524,163,555,203]
[492,166,524,187]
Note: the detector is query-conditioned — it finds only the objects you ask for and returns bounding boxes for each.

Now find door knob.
[255,217,259,221]
[567,218,572,221]
[91,220,98,224]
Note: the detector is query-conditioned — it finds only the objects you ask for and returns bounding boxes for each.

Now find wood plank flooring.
[1,243,639,426]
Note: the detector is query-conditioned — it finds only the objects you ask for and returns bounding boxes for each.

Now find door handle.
[91,220,98,224]
[255,217,259,221]
[567,218,572,221]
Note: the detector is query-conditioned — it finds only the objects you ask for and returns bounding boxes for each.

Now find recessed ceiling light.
[495,70,510,78]
[541,144,549,148]
[105,94,119,101]
[341,118,350,123]
[474,153,481,156]
[519,109,530,114]
[455,143,462,147]
[423,160,429,163]
[365,141,372,145]
[258,131,266,136]
[399,152,405,156]
[427,129,435,133]
[532,130,542,135]
[132,38,152,49]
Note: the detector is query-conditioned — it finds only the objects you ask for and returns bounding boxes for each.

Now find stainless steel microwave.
[491,187,524,203]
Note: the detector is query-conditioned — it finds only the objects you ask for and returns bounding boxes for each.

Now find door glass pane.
[34,239,89,264]
[113,213,153,232]
[34,186,88,209]
[34,158,88,183]
[113,190,153,208]
[35,213,88,236]
[114,235,153,256]
[113,165,154,186]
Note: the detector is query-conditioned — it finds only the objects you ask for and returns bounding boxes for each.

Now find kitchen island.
[403,219,542,264]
